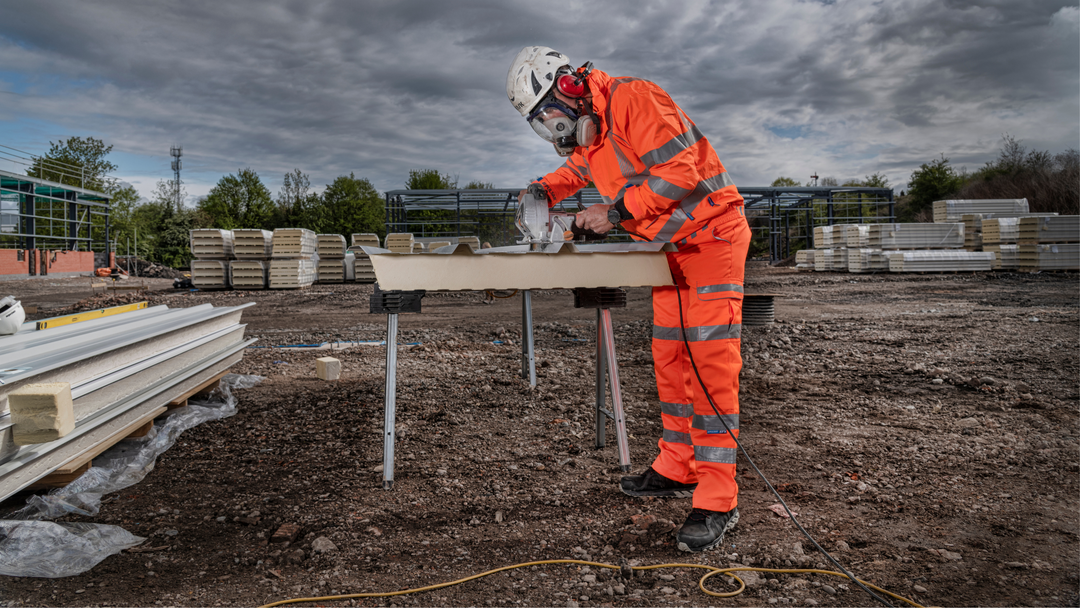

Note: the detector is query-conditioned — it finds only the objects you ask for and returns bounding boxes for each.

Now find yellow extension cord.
[259,559,926,608]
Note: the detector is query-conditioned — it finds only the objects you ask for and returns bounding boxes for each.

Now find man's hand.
[575,203,616,234]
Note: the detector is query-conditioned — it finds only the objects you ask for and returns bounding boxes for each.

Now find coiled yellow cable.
[258,559,927,608]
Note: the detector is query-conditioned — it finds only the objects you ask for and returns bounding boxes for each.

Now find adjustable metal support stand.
[574,288,631,472]
[370,284,425,490]
[521,290,536,387]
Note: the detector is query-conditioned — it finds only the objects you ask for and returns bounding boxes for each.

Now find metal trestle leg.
[599,308,631,472]
[382,313,398,490]
[521,290,536,387]
[595,308,607,448]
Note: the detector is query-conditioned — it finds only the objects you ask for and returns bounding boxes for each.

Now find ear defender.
[555,73,585,98]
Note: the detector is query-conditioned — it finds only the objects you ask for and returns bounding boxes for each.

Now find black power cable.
[674,287,894,608]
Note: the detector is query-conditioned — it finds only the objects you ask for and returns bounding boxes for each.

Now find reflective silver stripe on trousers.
[653,324,742,341]
[697,284,744,295]
[694,445,737,464]
[660,402,694,418]
[653,172,736,242]
[692,414,739,433]
[641,123,706,168]
[662,429,692,445]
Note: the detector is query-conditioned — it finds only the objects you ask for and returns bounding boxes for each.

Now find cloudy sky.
[0,0,1076,204]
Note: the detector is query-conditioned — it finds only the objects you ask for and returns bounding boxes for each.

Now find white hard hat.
[506,46,571,117]
[0,296,25,336]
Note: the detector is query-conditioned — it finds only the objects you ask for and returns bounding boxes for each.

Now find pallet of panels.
[843,225,870,248]
[316,234,347,259]
[933,199,1029,223]
[1018,243,1080,271]
[887,250,994,273]
[983,244,1019,270]
[459,236,481,251]
[190,229,234,260]
[813,249,832,272]
[848,249,892,273]
[426,241,452,252]
[233,229,273,259]
[827,248,848,271]
[272,228,316,259]
[351,233,381,249]
[317,259,346,283]
[269,259,316,289]
[191,260,230,289]
[229,260,268,289]
[0,303,255,499]
[350,252,376,283]
[795,249,815,272]
[384,233,415,253]
[813,226,837,249]
[411,242,425,253]
[869,223,964,249]
[1018,216,1080,244]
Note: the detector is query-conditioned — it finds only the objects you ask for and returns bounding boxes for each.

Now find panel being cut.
[364,243,675,291]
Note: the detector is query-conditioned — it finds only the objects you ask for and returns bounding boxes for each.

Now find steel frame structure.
[0,169,111,252]
[385,186,894,262]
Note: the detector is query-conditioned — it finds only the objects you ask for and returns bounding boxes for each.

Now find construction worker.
[507,47,751,553]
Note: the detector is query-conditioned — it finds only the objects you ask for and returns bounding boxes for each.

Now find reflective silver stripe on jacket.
[660,402,694,418]
[653,324,742,341]
[692,414,739,433]
[694,445,737,464]
[662,429,692,445]
[561,158,588,181]
[652,172,736,242]
[697,284,744,295]
[641,124,706,168]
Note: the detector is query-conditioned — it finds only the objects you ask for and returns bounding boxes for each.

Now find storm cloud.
[0,0,1076,200]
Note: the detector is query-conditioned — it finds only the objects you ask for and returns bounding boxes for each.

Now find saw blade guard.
[515,193,550,243]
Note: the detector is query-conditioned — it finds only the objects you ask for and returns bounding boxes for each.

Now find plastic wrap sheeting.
[0,374,262,578]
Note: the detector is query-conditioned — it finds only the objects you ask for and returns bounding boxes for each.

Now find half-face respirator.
[525,65,597,156]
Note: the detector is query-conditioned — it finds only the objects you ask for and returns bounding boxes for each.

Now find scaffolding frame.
[0,169,111,252]
[385,186,894,261]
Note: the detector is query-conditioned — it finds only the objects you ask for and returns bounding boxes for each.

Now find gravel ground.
[0,268,1077,607]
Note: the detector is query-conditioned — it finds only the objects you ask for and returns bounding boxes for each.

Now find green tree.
[27,136,118,191]
[903,155,964,221]
[771,177,802,187]
[321,173,385,238]
[275,169,311,227]
[861,172,890,189]
[405,169,457,190]
[198,169,275,230]
[464,180,495,189]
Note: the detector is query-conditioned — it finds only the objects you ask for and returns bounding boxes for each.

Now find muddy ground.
[0,267,1077,607]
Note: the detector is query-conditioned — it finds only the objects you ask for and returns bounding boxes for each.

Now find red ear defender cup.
[556,73,585,98]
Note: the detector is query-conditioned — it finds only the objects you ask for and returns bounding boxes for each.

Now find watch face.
[608,208,621,224]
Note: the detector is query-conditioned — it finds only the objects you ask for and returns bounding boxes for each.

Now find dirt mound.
[116,257,187,279]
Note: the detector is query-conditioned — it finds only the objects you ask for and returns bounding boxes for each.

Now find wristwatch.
[607,207,622,226]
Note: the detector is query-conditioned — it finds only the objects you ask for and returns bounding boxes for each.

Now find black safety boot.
[675,507,739,553]
[620,467,697,498]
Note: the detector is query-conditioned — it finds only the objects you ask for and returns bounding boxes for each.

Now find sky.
[0,0,1077,205]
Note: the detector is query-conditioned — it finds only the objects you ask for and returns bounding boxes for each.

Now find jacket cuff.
[619,188,642,219]
[613,199,634,221]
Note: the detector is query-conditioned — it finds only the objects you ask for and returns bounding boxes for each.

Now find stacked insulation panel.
[933,199,1029,223]
[848,249,893,273]
[0,303,255,500]
[1019,216,1080,244]
[961,214,983,251]
[984,244,1020,270]
[826,248,848,270]
[233,229,273,259]
[813,249,834,272]
[316,234,347,283]
[350,233,380,283]
[411,242,425,253]
[887,251,994,273]
[270,228,317,289]
[842,224,870,248]
[795,250,815,272]
[459,236,481,251]
[982,217,1022,245]
[869,223,964,250]
[384,233,415,253]
[190,229,234,289]
[1018,244,1080,271]
[230,261,269,289]
[813,226,838,249]
[427,241,452,252]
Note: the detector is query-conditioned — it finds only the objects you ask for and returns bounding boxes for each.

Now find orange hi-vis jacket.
[536,69,743,243]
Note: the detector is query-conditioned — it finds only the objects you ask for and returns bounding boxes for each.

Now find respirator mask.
[526,94,596,157]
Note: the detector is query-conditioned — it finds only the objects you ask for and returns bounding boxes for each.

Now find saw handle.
[568,222,607,242]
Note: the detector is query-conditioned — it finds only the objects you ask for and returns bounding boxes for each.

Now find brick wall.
[44,250,95,274]
[0,250,30,276]
[0,249,98,278]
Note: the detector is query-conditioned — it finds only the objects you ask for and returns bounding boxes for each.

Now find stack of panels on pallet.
[795,249,815,271]
[351,233,381,248]
[412,242,426,253]
[384,233,415,253]
[316,234,347,259]
[966,213,1059,247]
[317,260,346,283]
[189,229,234,260]
[1019,216,1080,244]
[426,241,452,252]
[813,226,837,249]
[269,259,316,289]
[869,223,964,249]
[459,236,481,251]
[812,250,828,271]
[191,260,230,289]
[229,261,268,289]
[843,225,870,248]
[272,228,316,259]
[233,229,273,259]
[887,251,994,273]
[0,303,255,500]
[933,199,1029,223]
[848,249,893,273]
[961,215,984,251]
[827,248,848,270]
[983,244,1019,270]
[1018,244,1080,271]
[349,234,380,283]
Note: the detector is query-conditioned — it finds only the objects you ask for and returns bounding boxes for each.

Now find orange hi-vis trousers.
[649,208,750,513]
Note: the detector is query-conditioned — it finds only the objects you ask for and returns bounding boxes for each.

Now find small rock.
[835,540,850,551]
[979,376,996,386]
[495,511,504,523]
[914,585,927,593]
[373,465,385,473]
[658,574,674,581]
[271,524,301,544]
[660,586,677,595]
[791,543,804,556]
[436,469,448,476]
[806,599,818,606]
[631,513,657,530]
[566,601,578,608]
[1028,317,1039,322]
[164,529,179,537]
[312,537,337,554]
[931,378,943,385]
[1004,561,1029,569]
[613,584,626,595]
[287,549,305,564]
[582,574,596,583]
[768,599,778,605]
[216,516,227,523]
[958,417,980,428]
[740,571,763,586]
[822,585,836,595]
